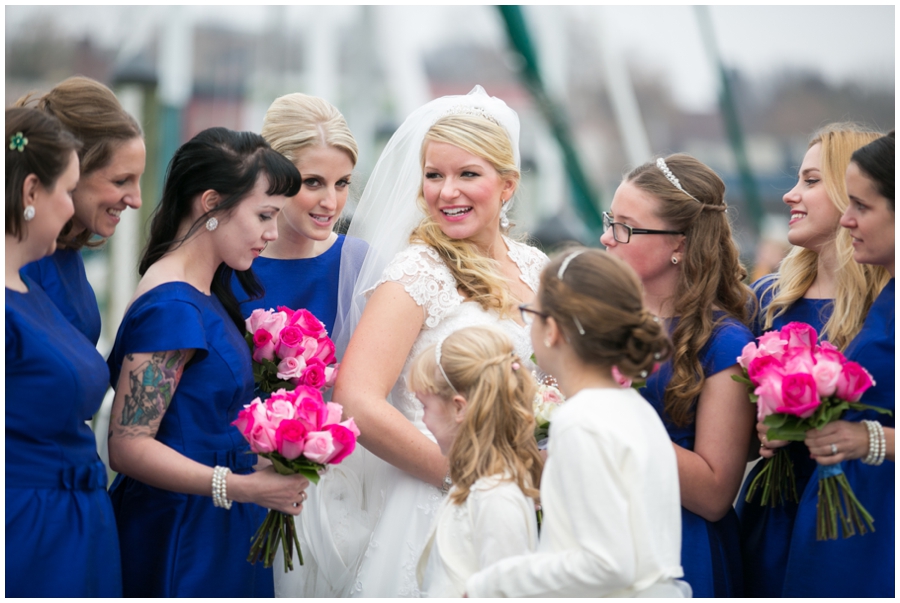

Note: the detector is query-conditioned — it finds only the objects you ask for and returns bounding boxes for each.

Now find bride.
[292,86,548,597]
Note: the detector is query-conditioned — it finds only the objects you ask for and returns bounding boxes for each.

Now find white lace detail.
[506,236,548,293]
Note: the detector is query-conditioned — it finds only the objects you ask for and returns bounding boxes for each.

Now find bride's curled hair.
[539,248,672,380]
[408,325,542,505]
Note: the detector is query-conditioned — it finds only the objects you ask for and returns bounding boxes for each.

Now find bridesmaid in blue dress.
[106,128,310,597]
[233,93,367,338]
[736,124,888,596]
[17,76,145,345]
[601,153,755,597]
[780,132,895,597]
[6,108,122,596]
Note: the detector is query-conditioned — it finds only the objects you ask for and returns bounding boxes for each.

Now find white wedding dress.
[346,237,547,597]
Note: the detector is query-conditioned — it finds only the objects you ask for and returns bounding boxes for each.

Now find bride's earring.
[499,197,511,230]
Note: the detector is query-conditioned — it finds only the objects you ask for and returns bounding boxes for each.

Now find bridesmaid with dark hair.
[106,128,309,597]
[6,107,122,596]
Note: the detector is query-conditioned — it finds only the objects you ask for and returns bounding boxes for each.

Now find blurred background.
[6,4,895,355]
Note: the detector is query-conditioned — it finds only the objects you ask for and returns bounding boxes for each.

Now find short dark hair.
[6,107,82,240]
[851,130,895,210]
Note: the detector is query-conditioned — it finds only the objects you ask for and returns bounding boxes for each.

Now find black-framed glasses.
[602,211,684,244]
[518,303,548,326]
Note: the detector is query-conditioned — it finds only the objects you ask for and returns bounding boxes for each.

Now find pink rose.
[300,359,327,389]
[835,361,875,402]
[275,419,308,460]
[266,391,297,422]
[276,325,306,359]
[252,329,277,363]
[611,366,633,388]
[747,354,785,384]
[811,360,842,397]
[780,322,818,351]
[232,403,257,436]
[754,375,783,421]
[276,356,306,381]
[293,386,328,432]
[340,417,361,438]
[782,346,816,375]
[290,309,327,339]
[815,341,847,365]
[276,305,295,323]
[246,309,287,342]
[756,330,788,361]
[303,430,336,464]
[323,423,357,464]
[247,417,279,454]
[737,341,760,370]
[312,338,336,365]
[776,373,821,418]
[323,402,344,427]
[324,364,339,389]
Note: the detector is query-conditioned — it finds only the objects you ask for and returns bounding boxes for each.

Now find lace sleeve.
[506,238,550,293]
[367,244,462,329]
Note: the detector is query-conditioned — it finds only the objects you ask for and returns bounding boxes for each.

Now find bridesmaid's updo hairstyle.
[140,127,301,330]
[261,93,359,167]
[6,107,81,240]
[851,130,895,210]
[539,248,672,379]
[16,76,143,249]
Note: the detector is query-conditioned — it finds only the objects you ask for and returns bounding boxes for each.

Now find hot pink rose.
[776,373,821,418]
[340,417,361,438]
[300,359,327,389]
[303,430,335,464]
[323,423,357,464]
[276,305,295,323]
[835,361,875,402]
[611,366,633,388]
[252,329,277,363]
[811,360,842,397]
[276,356,306,381]
[324,364,339,389]
[756,330,788,361]
[323,402,343,427]
[782,346,816,375]
[815,340,847,365]
[747,354,785,384]
[754,375,783,421]
[293,386,328,432]
[290,309,327,339]
[232,404,257,436]
[312,338,336,365]
[737,341,760,370]
[276,325,306,359]
[275,419,308,460]
[780,322,818,351]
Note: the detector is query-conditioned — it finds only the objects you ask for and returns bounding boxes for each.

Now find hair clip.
[656,158,700,203]
[511,362,520,371]
[10,132,28,152]
[557,249,586,280]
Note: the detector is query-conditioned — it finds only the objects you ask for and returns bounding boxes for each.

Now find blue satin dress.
[736,274,832,597]
[234,234,368,336]
[6,276,121,597]
[781,279,894,597]
[21,248,102,346]
[107,282,272,597]
[639,316,754,597]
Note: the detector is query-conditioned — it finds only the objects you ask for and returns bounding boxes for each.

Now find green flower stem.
[816,475,876,540]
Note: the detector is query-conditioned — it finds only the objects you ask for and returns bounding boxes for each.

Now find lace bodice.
[372,237,548,430]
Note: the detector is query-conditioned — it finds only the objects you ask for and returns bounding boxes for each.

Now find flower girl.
[411,325,543,597]
[466,248,690,597]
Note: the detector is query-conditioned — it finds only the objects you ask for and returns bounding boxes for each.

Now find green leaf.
[731,374,753,386]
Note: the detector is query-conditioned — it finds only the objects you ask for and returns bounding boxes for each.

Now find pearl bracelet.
[212,465,233,509]
[862,420,886,466]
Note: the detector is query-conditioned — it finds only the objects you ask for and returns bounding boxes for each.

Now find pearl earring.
[23,205,35,221]
[206,217,218,231]
[671,257,678,265]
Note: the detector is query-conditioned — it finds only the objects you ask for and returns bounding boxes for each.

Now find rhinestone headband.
[439,105,502,127]
[656,158,700,203]
[434,338,458,394]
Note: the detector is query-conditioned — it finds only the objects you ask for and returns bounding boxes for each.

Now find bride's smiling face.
[421,141,516,249]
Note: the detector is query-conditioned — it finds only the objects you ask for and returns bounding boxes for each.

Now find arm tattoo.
[120,351,187,429]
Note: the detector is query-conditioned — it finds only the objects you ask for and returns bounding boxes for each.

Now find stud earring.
[671,257,678,265]
[23,205,35,221]
[206,217,218,232]
[544,338,552,348]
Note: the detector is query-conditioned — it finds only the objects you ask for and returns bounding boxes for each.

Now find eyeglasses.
[602,211,684,244]
[518,303,548,326]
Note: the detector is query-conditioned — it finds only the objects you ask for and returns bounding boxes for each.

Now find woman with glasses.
[600,154,755,597]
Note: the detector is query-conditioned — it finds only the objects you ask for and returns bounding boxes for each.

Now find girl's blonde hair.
[261,93,358,167]
[410,114,521,316]
[408,325,542,505]
[762,123,890,350]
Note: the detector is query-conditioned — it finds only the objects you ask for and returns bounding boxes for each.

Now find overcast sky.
[5,5,894,112]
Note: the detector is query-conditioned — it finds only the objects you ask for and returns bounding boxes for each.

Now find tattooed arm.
[108,349,309,513]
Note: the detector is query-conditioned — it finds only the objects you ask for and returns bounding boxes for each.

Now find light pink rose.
[782,346,816,375]
[737,341,760,370]
[275,419,308,460]
[323,423,357,464]
[312,338,336,365]
[247,417,279,454]
[323,402,344,427]
[252,329,277,363]
[780,322,818,351]
[300,359,327,389]
[276,356,306,381]
[815,341,847,365]
[246,309,287,342]
[266,392,296,422]
[340,417,361,438]
[811,360,842,397]
[303,430,336,464]
[835,361,875,402]
[293,386,328,432]
[611,366,633,388]
[324,364,339,389]
[756,330,788,361]
[276,325,306,359]
[776,373,821,418]
[754,374,784,421]
[747,354,785,384]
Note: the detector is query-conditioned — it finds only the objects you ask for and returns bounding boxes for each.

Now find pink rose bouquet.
[533,381,565,444]
[245,307,339,394]
[232,387,359,571]
[734,322,888,539]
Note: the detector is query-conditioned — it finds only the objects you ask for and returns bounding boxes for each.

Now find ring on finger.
[300,491,308,501]
[292,502,299,508]
[830,443,838,455]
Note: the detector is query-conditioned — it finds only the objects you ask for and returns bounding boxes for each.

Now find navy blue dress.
[6,277,121,597]
[736,274,832,597]
[781,279,894,597]
[639,316,754,598]
[107,282,272,597]
[234,234,368,336]
[21,248,102,346]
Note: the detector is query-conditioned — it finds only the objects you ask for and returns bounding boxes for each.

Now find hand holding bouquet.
[734,322,889,539]
[233,386,360,571]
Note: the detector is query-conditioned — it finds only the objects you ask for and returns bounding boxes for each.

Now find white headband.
[435,338,458,394]
[556,250,587,336]
[656,158,701,203]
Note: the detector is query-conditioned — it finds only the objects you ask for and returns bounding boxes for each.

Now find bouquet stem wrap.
[815,463,875,541]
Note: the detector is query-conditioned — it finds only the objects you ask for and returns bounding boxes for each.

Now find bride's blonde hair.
[408,325,542,505]
[410,114,522,316]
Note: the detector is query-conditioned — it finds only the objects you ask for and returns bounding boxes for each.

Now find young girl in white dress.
[408,325,543,597]
[466,248,690,597]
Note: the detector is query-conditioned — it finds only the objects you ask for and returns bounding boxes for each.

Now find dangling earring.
[671,256,678,265]
[206,217,218,232]
[23,205,35,222]
[499,197,512,230]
